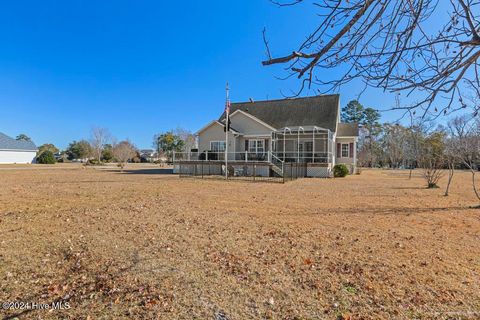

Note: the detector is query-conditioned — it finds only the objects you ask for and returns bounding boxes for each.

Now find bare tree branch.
[269,0,303,7]
[262,0,480,116]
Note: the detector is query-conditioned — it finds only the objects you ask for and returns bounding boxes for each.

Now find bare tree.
[449,116,480,203]
[444,137,457,196]
[382,124,407,168]
[174,127,197,152]
[112,140,137,171]
[262,0,480,117]
[404,123,424,179]
[443,116,471,196]
[418,131,446,188]
[90,127,111,163]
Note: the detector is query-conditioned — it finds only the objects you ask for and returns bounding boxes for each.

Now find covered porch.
[272,126,334,164]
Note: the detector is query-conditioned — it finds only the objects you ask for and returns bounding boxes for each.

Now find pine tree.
[341,100,365,123]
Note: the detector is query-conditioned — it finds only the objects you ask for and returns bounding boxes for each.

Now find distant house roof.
[0,132,37,151]
[336,123,359,137]
[219,94,340,132]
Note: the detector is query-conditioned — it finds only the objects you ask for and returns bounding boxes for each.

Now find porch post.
[330,131,335,167]
[297,129,300,163]
[283,130,286,161]
[328,131,332,164]
[353,139,357,174]
[271,131,275,159]
[233,135,236,161]
[312,129,315,163]
[269,138,273,162]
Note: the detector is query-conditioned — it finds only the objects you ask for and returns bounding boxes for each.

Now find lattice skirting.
[306,164,331,178]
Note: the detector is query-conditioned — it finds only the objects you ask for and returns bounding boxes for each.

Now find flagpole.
[225,82,229,180]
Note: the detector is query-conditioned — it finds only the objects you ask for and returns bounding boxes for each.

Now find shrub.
[333,164,349,177]
[101,147,114,162]
[36,150,56,164]
[86,159,102,166]
[427,182,440,189]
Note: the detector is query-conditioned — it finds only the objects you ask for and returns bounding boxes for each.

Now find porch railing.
[173,151,271,162]
[272,151,332,163]
[173,151,333,163]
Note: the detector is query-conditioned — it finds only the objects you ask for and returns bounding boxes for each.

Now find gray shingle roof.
[337,123,359,137]
[219,94,340,132]
[0,132,37,151]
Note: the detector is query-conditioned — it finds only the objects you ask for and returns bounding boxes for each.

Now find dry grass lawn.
[0,164,479,319]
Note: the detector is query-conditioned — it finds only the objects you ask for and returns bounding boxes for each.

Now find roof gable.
[196,121,224,135]
[229,109,277,132]
[0,132,37,151]
[219,94,340,132]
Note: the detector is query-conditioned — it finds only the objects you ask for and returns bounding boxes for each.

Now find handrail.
[270,153,285,179]
[270,153,284,164]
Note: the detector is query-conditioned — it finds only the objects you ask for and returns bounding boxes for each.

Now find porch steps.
[271,163,284,177]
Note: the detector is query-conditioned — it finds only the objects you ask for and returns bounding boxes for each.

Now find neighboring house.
[0,132,37,164]
[139,149,168,163]
[174,95,359,177]
[139,149,157,162]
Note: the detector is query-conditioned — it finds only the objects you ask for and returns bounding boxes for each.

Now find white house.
[174,95,359,178]
[0,132,37,164]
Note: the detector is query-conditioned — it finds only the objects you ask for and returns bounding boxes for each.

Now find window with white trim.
[210,141,226,152]
[248,139,265,153]
[341,143,349,158]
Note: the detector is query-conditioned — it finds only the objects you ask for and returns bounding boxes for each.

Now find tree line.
[343,100,480,202]
[35,127,196,168]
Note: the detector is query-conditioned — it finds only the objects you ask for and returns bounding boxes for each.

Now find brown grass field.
[0,164,479,319]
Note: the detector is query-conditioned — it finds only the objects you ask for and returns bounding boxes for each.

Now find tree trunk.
[444,163,454,196]
[463,159,480,205]
[471,169,480,203]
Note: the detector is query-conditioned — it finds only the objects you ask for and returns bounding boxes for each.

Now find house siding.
[198,123,236,153]
[229,111,274,135]
[335,136,356,173]
[0,150,37,164]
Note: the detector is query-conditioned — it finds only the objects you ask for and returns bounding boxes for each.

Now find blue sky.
[0,1,449,149]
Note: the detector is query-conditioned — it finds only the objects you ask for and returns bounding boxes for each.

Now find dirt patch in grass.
[0,165,479,319]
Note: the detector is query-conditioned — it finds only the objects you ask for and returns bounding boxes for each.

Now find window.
[341,143,349,158]
[304,142,313,152]
[248,139,265,153]
[210,141,226,152]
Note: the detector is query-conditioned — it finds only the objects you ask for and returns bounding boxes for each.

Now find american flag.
[224,82,231,133]
[225,99,231,114]
[224,100,231,132]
